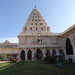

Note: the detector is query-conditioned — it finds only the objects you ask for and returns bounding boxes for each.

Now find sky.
[0,0,75,43]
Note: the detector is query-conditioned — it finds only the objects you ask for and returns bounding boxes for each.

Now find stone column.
[25,50,28,60]
[32,49,34,60]
[56,48,59,54]
[50,48,52,56]
[64,47,67,60]
[72,43,75,61]
[18,50,21,61]
[42,49,46,59]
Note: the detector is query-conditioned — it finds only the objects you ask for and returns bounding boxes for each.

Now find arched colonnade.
[20,48,65,61]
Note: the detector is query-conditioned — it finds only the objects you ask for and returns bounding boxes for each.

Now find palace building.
[0,7,75,61]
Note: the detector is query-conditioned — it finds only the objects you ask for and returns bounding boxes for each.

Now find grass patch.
[0,61,75,75]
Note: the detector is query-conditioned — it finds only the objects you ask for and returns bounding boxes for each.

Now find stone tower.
[18,7,51,45]
[20,7,50,35]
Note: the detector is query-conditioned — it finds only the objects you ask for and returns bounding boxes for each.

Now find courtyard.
[0,61,75,75]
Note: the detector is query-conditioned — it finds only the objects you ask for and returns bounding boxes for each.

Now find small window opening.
[30,28,32,30]
[35,16,37,18]
[36,23,37,25]
[40,23,42,25]
[31,23,33,25]
[42,28,43,30]
[41,39,42,42]
[37,39,40,42]
[36,28,38,30]
[33,41,34,43]
[25,28,26,30]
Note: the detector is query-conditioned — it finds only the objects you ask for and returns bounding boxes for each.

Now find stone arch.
[36,49,43,60]
[65,38,73,55]
[59,49,65,59]
[20,50,25,60]
[52,49,56,56]
[27,50,32,60]
[46,49,50,56]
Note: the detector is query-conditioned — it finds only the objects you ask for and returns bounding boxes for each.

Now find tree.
[0,54,8,61]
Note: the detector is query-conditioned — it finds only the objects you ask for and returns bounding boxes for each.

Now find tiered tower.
[20,6,50,35]
[18,7,51,46]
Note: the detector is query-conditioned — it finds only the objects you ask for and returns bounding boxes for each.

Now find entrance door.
[36,49,43,60]
[27,50,32,60]
[20,50,25,60]
[46,50,50,56]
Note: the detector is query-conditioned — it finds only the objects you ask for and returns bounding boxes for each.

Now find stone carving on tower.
[20,7,50,35]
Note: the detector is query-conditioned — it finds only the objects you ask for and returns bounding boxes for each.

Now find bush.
[0,54,8,61]
[10,58,17,63]
[44,56,56,64]
[68,58,73,63]
[59,57,64,62]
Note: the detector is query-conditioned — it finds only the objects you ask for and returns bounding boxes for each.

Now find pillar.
[18,50,21,61]
[32,49,34,60]
[56,48,59,54]
[25,50,28,60]
[42,49,46,59]
[50,48,52,56]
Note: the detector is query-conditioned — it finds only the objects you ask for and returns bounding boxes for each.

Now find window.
[35,16,37,18]
[31,23,33,25]
[33,41,34,43]
[36,23,37,25]
[32,19,34,21]
[42,28,43,30]
[30,28,32,30]
[37,39,40,42]
[36,28,38,30]
[32,16,34,18]
[36,20,37,21]
[66,38,73,55]
[40,23,42,25]
[25,28,26,30]
[41,39,42,42]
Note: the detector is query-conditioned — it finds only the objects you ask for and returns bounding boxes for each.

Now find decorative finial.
[35,6,36,8]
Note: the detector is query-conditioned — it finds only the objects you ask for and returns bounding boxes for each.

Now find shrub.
[59,57,64,62]
[0,54,8,61]
[50,56,56,64]
[44,56,56,64]
[68,58,73,63]
[10,58,17,63]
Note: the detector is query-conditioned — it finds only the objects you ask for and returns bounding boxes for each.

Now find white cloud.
[0,37,18,43]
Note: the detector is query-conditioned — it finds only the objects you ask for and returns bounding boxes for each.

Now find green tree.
[0,54,8,61]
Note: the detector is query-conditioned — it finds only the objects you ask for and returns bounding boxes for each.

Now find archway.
[20,50,25,60]
[52,49,56,56]
[59,49,65,59]
[66,38,73,55]
[36,49,43,60]
[27,50,32,60]
[46,49,50,56]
